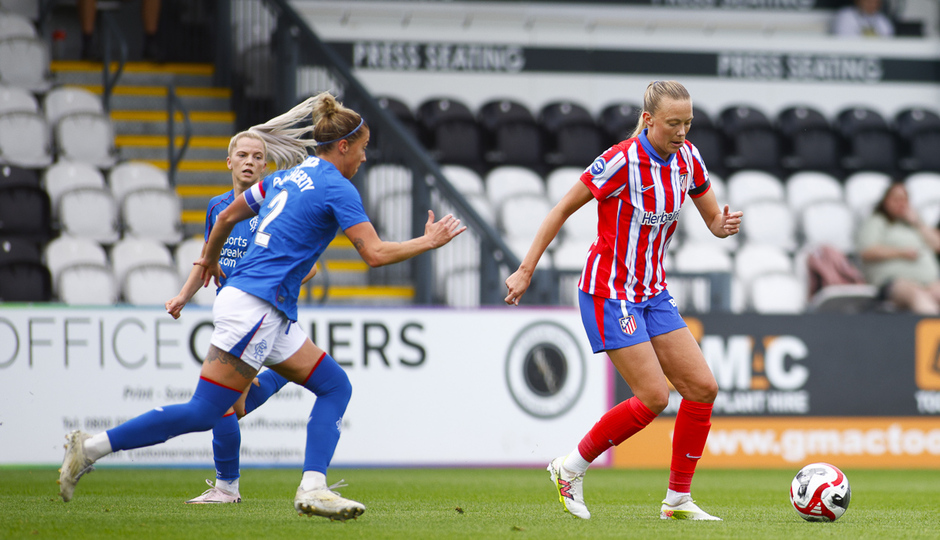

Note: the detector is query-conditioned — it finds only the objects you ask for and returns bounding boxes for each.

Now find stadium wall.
[2,306,938,469]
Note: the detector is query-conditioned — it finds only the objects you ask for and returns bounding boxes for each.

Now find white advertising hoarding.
[0,305,609,467]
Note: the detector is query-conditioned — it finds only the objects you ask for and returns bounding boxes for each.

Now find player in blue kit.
[58,92,466,520]
[164,129,316,504]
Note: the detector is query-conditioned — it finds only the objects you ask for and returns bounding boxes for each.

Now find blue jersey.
[225,156,370,321]
[205,190,258,290]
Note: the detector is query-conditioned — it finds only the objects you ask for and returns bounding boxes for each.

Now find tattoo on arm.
[352,237,365,252]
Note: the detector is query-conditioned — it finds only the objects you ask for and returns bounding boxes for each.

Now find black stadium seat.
[688,107,726,175]
[416,97,483,168]
[835,107,897,174]
[0,164,39,188]
[718,105,780,174]
[777,106,840,175]
[0,260,51,302]
[895,107,940,172]
[371,95,419,160]
[0,185,52,242]
[477,99,543,169]
[539,100,603,168]
[598,101,642,143]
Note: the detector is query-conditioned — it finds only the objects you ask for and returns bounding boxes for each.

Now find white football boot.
[547,456,591,519]
[58,430,95,502]
[660,496,722,521]
[186,479,242,504]
[294,481,365,521]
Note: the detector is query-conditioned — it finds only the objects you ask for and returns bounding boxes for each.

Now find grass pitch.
[1,467,938,539]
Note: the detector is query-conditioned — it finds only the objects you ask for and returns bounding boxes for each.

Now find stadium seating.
[0,36,51,91]
[57,187,120,244]
[0,11,35,39]
[785,171,843,212]
[597,101,641,143]
[477,99,543,169]
[740,199,797,252]
[417,97,483,168]
[0,85,37,114]
[726,169,785,208]
[0,164,38,188]
[122,188,184,245]
[43,161,107,216]
[843,171,891,221]
[799,200,856,253]
[539,100,603,168]
[777,106,840,175]
[719,105,780,173]
[835,106,897,174]
[749,272,806,314]
[0,184,51,242]
[545,166,582,205]
[54,113,119,169]
[484,165,545,209]
[687,107,726,176]
[895,107,940,172]
[0,111,53,168]
[43,235,109,293]
[108,161,171,204]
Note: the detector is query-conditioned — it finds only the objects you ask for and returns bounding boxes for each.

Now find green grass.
[1,467,938,539]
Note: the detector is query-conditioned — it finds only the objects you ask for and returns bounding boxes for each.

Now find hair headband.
[315,118,364,146]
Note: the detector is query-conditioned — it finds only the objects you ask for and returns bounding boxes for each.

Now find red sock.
[577,396,657,463]
[669,399,713,493]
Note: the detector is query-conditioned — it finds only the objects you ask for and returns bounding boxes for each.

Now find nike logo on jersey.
[641,184,655,192]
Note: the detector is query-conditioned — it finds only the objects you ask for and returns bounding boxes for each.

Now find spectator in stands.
[78,0,162,61]
[857,182,940,314]
[831,0,895,38]
[504,80,742,521]
[57,92,465,520]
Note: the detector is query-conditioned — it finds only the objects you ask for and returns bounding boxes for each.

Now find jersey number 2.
[254,190,288,248]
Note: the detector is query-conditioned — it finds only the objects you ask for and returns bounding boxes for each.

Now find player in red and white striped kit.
[505,80,742,521]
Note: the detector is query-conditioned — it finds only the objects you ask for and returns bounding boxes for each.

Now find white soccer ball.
[789,462,851,522]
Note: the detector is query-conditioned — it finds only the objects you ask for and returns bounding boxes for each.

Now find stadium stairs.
[48,60,414,306]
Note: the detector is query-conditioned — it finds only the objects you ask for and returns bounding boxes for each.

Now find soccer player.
[164,130,314,504]
[58,92,466,520]
[504,81,742,521]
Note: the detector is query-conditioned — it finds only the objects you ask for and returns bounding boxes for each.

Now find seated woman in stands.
[857,182,940,314]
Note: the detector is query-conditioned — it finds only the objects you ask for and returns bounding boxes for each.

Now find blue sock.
[301,354,352,474]
[107,378,242,452]
[212,413,240,481]
[244,369,290,415]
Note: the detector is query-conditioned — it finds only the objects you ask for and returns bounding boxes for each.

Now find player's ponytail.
[630,80,692,138]
[247,96,320,171]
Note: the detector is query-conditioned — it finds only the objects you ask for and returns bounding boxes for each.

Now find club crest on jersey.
[619,315,637,335]
[590,157,606,176]
[680,173,689,190]
[249,215,259,232]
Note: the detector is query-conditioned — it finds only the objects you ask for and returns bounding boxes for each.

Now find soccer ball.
[789,462,851,522]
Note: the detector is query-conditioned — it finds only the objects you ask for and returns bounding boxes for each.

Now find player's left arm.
[692,188,742,238]
[345,211,466,267]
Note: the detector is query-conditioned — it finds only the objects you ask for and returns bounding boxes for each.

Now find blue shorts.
[578,289,687,353]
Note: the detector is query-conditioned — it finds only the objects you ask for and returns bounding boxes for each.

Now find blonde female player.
[164,129,316,504]
[505,81,742,521]
[58,92,466,520]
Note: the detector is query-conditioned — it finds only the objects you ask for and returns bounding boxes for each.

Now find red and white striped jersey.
[578,131,711,302]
